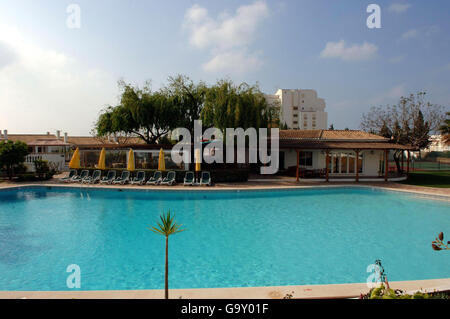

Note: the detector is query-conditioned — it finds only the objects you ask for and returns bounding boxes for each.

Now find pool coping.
[1,181,449,201]
[0,278,449,299]
[0,181,449,299]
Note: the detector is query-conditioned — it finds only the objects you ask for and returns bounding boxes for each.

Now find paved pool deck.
[0,177,449,299]
[0,278,449,299]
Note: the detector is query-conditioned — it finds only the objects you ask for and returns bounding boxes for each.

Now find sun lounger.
[100,170,116,184]
[183,171,194,186]
[130,171,146,185]
[160,171,176,186]
[113,171,130,185]
[146,171,162,185]
[72,170,89,183]
[200,171,211,186]
[83,170,101,184]
[60,169,76,183]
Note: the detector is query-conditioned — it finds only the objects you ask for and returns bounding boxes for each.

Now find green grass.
[401,171,450,188]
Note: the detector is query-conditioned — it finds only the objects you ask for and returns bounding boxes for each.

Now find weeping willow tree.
[95,77,280,145]
[95,81,182,144]
[201,80,279,131]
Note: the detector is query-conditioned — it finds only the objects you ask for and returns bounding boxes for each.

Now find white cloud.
[202,49,263,74]
[320,40,378,62]
[0,25,117,135]
[401,29,418,39]
[183,1,269,74]
[369,84,406,105]
[400,26,439,41]
[385,84,406,99]
[0,41,17,69]
[388,3,411,14]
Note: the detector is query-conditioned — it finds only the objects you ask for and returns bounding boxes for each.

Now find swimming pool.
[0,186,449,291]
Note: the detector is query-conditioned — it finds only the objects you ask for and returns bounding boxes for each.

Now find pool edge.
[1,278,449,299]
[1,182,449,201]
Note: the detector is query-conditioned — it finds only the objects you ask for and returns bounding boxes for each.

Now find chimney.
[64,132,68,143]
[56,130,61,139]
[3,129,7,141]
[47,132,50,136]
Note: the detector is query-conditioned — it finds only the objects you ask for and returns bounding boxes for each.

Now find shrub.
[0,140,29,180]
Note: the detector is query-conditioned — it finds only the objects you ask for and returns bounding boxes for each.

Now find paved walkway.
[0,278,449,299]
[1,176,449,197]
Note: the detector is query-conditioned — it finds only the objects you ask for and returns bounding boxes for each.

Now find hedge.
[16,172,55,181]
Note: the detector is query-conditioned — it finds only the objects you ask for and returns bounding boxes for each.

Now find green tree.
[201,80,277,131]
[34,159,50,179]
[361,92,445,172]
[0,140,29,180]
[328,124,335,130]
[163,75,208,136]
[149,211,185,299]
[96,81,180,144]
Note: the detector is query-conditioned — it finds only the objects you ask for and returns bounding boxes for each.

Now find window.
[293,107,298,110]
[293,121,298,125]
[330,152,364,174]
[299,151,313,167]
[293,113,298,117]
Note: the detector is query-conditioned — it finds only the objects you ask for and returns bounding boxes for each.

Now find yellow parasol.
[158,148,165,171]
[195,148,201,172]
[127,148,135,171]
[97,148,106,170]
[69,147,80,169]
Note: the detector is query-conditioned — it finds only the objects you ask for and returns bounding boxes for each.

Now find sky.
[0,0,449,135]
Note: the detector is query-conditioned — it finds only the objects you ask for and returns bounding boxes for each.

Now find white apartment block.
[266,89,328,129]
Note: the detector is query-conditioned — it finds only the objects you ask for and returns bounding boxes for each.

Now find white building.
[423,134,450,153]
[0,130,71,172]
[266,89,328,129]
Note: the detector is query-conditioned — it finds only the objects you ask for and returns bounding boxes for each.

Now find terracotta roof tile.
[279,129,387,141]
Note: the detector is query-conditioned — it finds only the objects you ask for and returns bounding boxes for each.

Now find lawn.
[401,171,450,188]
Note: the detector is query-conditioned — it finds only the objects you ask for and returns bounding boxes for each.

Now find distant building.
[266,89,328,130]
[422,134,450,153]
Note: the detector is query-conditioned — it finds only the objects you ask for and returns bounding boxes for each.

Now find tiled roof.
[1,134,58,144]
[66,136,146,146]
[279,130,388,141]
[1,134,146,146]
[279,140,414,150]
[279,130,323,139]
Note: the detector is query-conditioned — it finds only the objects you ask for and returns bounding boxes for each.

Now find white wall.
[25,153,66,172]
[281,149,385,176]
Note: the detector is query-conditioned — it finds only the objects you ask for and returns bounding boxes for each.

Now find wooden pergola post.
[296,150,300,182]
[401,151,404,173]
[407,150,410,176]
[325,150,330,182]
[384,149,388,182]
[355,149,359,182]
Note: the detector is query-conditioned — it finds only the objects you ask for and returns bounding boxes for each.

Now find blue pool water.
[0,186,449,291]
